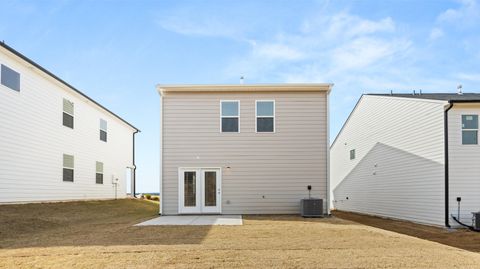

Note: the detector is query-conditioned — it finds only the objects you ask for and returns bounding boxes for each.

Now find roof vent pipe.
[457,84,463,95]
[413,90,416,95]
[419,89,422,95]
[240,76,245,85]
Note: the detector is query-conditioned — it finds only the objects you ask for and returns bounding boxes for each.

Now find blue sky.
[1,0,480,192]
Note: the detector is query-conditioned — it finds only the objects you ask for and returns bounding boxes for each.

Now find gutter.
[444,102,454,228]
[132,130,139,198]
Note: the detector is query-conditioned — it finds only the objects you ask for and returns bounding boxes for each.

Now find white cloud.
[251,42,305,61]
[455,72,480,82]
[429,28,444,40]
[437,0,480,26]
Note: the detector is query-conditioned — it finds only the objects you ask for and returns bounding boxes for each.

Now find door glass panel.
[204,171,217,206]
[184,171,196,207]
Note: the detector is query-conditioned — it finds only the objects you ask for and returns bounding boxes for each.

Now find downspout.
[133,130,139,198]
[444,102,454,228]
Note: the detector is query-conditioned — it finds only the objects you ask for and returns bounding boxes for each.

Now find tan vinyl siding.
[331,95,446,226]
[448,104,480,225]
[162,91,328,215]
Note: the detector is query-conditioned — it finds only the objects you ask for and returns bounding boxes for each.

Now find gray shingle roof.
[367,93,480,102]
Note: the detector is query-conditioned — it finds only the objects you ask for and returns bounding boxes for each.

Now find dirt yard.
[1,200,480,268]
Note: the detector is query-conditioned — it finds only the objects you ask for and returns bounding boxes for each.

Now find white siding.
[0,46,135,203]
[331,95,447,226]
[448,104,480,225]
[162,91,328,215]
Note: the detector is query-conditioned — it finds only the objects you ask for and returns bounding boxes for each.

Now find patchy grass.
[1,200,480,268]
[334,210,480,253]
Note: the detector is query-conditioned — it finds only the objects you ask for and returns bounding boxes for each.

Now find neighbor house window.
[350,149,356,160]
[63,154,74,182]
[1,64,20,91]
[462,115,478,145]
[256,100,275,133]
[63,98,74,129]
[100,119,107,142]
[96,161,104,184]
[221,100,239,132]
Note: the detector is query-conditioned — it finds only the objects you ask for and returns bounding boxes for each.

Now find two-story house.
[0,42,138,203]
[157,84,332,215]
[331,92,480,227]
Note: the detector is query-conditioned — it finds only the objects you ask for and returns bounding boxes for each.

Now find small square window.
[350,149,356,160]
[1,64,20,91]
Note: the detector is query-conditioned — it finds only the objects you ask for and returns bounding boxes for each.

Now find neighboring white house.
[157,84,332,215]
[331,92,480,227]
[0,42,139,203]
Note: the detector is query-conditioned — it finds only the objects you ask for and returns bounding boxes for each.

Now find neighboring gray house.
[331,92,480,227]
[157,84,332,215]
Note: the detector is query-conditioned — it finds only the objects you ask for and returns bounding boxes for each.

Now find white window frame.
[63,154,74,183]
[62,98,74,129]
[100,119,108,142]
[220,100,240,133]
[96,161,104,184]
[255,100,275,133]
[350,149,356,160]
[462,114,478,145]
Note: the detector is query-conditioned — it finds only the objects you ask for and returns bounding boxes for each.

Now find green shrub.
[151,196,159,201]
[145,194,151,199]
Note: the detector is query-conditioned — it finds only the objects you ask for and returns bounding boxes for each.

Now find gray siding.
[162,91,328,215]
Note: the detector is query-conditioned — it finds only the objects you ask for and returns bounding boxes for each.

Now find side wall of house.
[0,48,134,203]
[162,91,328,215]
[448,104,480,225]
[331,95,446,225]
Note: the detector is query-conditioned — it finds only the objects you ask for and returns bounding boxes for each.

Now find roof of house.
[367,93,480,102]
[157,83,333,95]
[0,42,139,131]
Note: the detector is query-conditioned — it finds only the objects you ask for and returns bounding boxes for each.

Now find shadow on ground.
[333,210,480,253]
[0,199,213,248]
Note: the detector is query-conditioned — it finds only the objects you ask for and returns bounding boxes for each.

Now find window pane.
[100,119,107,131]
[63,168,74,182]
[63,154,74,168]
[96,173,103,184]
[257,117,274,132]
[257,101,274,116]
[100,130,107,142]
[63,99,74,115]
[462,130,478,145]
[184,171,196,207]
[222,118,239,132]
[204,172,217,207]
[1,64,20,91]
[63,113,74,128]
[96,162,103,173]
[221,101,238,116]
[462,115,478,129]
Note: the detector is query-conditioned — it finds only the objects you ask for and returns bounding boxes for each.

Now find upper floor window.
[100,119,108,142]
[221,101,239,133]
[350,149,356,160]
[462,115,478,145]
[96,161,104,184]
[63,98,74,129]
[256,100,275,133]
[1,64,20,92]
[63,154,74,182]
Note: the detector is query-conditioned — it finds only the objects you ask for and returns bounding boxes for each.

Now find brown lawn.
[1,199,480,268]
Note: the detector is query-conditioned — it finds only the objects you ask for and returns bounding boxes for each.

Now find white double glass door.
[178,168,221,214]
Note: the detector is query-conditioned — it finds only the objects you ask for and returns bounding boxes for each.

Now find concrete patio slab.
[135,215,243,226]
